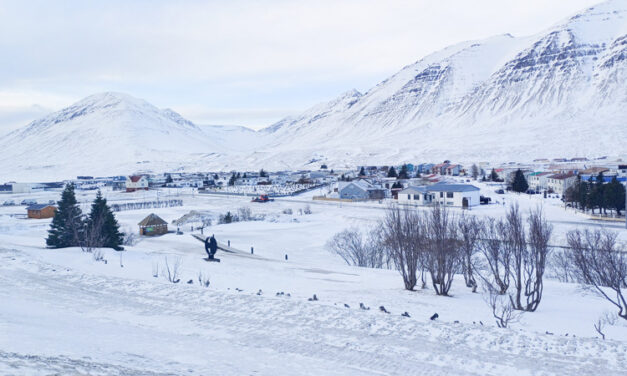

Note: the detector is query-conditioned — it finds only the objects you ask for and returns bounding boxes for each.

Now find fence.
[111,199,183,212]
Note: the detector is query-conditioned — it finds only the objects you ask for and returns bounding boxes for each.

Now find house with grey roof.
[337,180,386,200]
[398,182,480,207]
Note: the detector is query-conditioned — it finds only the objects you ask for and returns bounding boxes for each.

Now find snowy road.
[2,247,625,375]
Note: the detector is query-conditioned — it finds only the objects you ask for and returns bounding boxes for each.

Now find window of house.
[439,192,443,198]
[413,194,419,200]
[407,194,411,200]
[446,192,454,198]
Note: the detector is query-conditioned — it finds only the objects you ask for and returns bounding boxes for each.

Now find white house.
[398,183,480,207]
[126,175,149,192]
[546,173,576,196]
[397,186,432,205]
[527,172,553,191]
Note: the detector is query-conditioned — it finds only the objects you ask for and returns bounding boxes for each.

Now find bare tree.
[424,204,460,296]
[237,207,252,221]
[380,206,425,291]
[517,207,552,311]
[458,214,481,292]
[486,287,522,328]
[163,256,181,283]
[475,218,511,294]
[550,249,576,283]
[503,204,528,310]
[567,229,627,320]
[327,227,388,268]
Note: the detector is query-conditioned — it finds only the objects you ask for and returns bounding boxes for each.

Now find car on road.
[494,189,505,194]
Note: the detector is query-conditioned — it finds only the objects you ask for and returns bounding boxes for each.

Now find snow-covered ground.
[1,183,626,375]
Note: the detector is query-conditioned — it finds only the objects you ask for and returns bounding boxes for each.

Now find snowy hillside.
[0,93,237,180]
[254,0,627,169]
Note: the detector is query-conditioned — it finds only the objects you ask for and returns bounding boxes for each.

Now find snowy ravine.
[1,247,626,376]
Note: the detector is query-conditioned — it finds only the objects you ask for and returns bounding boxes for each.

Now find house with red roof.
[126,175,149,192]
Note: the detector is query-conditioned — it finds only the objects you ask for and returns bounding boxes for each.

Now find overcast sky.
[0,0,601,132]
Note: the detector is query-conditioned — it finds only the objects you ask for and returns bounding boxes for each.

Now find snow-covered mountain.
[0,92,237,180]
[255,0,627,168]
[2,0,625,180]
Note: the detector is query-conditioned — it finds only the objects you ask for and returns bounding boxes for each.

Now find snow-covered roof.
[427,183,480,192]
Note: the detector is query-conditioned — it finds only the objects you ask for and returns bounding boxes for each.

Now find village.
[2,158,625,225]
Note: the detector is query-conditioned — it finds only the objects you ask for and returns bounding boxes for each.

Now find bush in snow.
[327,227,388,269]
[567,229,627,320]
[163,256,181,283]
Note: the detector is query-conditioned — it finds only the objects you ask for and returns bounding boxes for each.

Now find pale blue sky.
[0,0,601,132]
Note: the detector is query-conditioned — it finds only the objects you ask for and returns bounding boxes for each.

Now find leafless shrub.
[423,204,461,296]
[123,227,138,246]
[238,207,252,221]
[515,207,552,312]
[198,271,210,288]
[327,227,388,268]
[92,248,105,262]
[594,317,606,340]
[303,205,312,215]
[458,214,481,292]
[475,217,511,294]
[380,206,425,291]
[163,256,181,283]
[567,229,627,320]
[486,288,522,328]
[503,204,528,310]
[549,249,576,283]
[283,208,293,215]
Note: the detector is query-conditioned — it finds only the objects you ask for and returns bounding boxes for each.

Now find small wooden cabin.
[138,213,168,236]
[26,204,56,219]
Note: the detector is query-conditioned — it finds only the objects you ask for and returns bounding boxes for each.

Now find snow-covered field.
[1,183,627,375]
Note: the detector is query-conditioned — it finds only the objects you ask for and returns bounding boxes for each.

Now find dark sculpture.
[204,235,219,261]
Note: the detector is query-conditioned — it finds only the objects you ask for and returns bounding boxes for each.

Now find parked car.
[21,199,37,205]
[48,200,56,205]
[2,200,15,206]
[494,189,505,194]
[480,196,492,205]
[526,189,536,195]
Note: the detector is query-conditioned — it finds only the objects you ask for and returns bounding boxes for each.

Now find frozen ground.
[1,183,626,375]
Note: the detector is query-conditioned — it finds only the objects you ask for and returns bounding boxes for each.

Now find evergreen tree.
[415,170,421,178]
[594,173,607,214]
[165,174,173,184]
[490,168,501,182]
[387,166,398,178]
[359,166,366,176]
[228,173,236,186]
[398,164,409,179]
[604,176,625,216]
[86,190,124,250]
[259,169,268,177]
[242,172,247,179]
[511,169,529,193]
[213,173,219,180]
[46,184,83,248]
[471,164,479,180]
